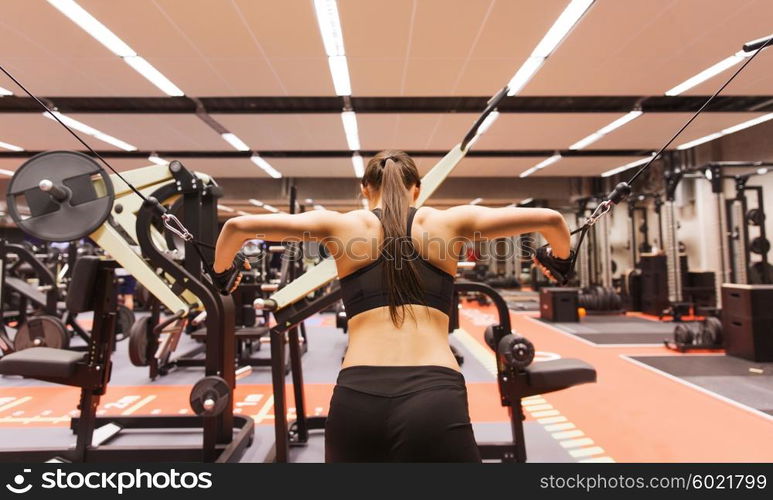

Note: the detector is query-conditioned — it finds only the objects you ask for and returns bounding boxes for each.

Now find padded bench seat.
[522,358,596,397]
[0,347,85,379]
[189,326,269,341]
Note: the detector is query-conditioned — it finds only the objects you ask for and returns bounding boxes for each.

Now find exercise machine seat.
[521,358,596,397]
[0,347,85,379]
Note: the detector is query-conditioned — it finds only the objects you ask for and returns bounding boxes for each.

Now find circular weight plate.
[600,288,611,310]
[673,323,692,345]
[690,322,705,345]
[748,261,773,285]
[613,291,623,310]
[750,237,770,255]
[6,151,114,242]
[746,208,765,226]
[498,334,535,371]
[703,317,722,346]
[590,293,600,311]
[14,315,69,350]
[190,376,230,417]
[128,315,151,367]
[114,305,135,342]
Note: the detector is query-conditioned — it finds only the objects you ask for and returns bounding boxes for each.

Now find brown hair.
[362,150,423,326]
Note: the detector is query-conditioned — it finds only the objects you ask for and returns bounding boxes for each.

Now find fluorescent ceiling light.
[0,140,24,152]
[251,155,282,178]
[0,169,15,176]
[328,56,352,96]
[520,154,562,178]
[313,204,325,210]
[507,0,594,96]
[720,113,773,135]
[569,110,643,150]
[341,111,360,150]
[236,210,252,216]
[221,132,250,152]
[148,153,168,166]
[596,110,642,135]
[519,198,534,206]
[601,156,653,178]
[123,56,184,96]
[0,87,13,96]
[351,153,364,178]
[249,199,264,207]
[532,0,594,58]
[665,51,750,96]
[48,0,184,96]
[757,168,768,175]
[43,111,136,151]
[470,198,483,205]
[676,132,723,150]
[217,204,235,213]
[674,113,773,151]
[47,0,136,57]
[568,132,604,150]
[313,0,345,57]
[507,57,544,96]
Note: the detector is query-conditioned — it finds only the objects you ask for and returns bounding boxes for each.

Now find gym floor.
[1,297,770,463]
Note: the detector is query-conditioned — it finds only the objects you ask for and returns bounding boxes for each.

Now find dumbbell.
[673,322,703,345]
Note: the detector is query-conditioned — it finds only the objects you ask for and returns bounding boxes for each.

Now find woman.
[213,150,572,462]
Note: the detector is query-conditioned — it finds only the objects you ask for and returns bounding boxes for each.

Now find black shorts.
[118,275,137,295]
[325,365,481,463]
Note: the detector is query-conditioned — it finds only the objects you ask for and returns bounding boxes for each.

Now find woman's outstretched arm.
[213,210,339,272]
[441,205,571,258]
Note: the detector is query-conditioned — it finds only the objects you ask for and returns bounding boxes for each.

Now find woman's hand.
[211,251,251,295]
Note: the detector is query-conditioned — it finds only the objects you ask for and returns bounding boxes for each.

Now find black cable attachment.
[143,196,168,216]
[607,182,632,205]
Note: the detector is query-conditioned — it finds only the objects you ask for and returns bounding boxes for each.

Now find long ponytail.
[362,150,423,326]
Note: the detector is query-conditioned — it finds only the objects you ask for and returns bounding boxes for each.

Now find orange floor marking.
[459,302,773,462]
[0,381,507,428]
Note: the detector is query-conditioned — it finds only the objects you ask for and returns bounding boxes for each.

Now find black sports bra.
[339,207,455,319]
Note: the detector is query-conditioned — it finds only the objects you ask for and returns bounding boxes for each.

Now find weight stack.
[540,287,580,322]
[639,255,670,316]
[721,284,773,361]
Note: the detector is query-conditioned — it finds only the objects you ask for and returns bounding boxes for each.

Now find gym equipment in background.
[721,284,773,362]
[0,256,250,462]
[540,287,580,322]
[3,153,253,462]
[577,285,623,314]
[664,316,723,352]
